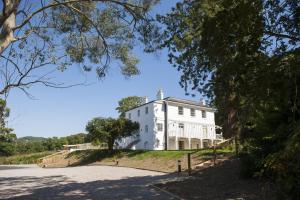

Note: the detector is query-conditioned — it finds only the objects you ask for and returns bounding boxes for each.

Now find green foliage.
[0,98,16,156]
[157,0,300,198]
[0,1,161,96]
[15,133,88,154]
[0,133,16,156]
[116,96,143,118]
[0,151,54,165]
[86,117,139,150]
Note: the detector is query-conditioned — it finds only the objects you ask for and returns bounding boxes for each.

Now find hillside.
[39,149,234,172]
[17,136,47,142]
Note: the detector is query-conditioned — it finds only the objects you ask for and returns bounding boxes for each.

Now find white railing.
[216,134,223,140]
[168,122,216,139]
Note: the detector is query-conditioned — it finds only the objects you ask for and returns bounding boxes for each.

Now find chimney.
[201,98,206,106]
[142,96,149,104]
[156,89,164,100]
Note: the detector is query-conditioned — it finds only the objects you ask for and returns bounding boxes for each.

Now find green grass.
[193,148,234,157]
[128,150,193,160]
[0,151,54,165]
[67,147,235,166]
[68,149,194,165]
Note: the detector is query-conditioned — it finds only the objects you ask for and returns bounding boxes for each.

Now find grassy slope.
[62,148,234,172]
[0,151,54,165]
[68,149,193,164]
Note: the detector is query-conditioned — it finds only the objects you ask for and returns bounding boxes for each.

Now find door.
[178,141,184,150]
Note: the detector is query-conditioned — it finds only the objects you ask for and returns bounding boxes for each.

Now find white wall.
[125,102,156,150]
[123,99,217,150]
[153,102,216,140]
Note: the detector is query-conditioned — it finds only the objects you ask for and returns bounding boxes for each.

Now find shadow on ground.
[0,173,177,200]
[67,149,147,166]
[156,159,277,200]
[0,165,33,170]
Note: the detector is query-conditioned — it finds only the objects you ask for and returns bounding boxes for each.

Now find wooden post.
[187,153,191,176]
[177,160,181,173]
[234,136,239,157]
[213,146,216,166]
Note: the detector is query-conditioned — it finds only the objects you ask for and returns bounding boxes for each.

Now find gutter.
[163,101,168,150]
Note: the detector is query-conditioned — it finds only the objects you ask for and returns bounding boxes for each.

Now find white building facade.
[119,90,222,150]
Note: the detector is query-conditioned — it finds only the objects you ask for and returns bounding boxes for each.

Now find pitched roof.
[125,97,216,112]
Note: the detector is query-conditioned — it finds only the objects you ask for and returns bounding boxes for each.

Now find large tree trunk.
[0,0,20,54]
[107,138,115,151]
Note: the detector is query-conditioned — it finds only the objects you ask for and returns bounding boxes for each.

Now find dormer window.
[178,106,184,115]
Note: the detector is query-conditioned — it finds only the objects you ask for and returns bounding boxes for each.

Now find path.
[0,165,178,200]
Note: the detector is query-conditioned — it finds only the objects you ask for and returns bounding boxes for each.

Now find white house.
[119,89,222,150]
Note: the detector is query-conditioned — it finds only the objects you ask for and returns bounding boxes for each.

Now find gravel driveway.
[0,165,177,200]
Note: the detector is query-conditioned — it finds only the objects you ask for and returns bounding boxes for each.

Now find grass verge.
[0,151,54,165]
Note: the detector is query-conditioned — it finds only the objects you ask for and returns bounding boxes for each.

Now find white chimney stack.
[156,89,164,100]
[142,96,149,104]
[201,98,206,106]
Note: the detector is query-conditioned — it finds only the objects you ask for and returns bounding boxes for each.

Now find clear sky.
[7,0,202,138]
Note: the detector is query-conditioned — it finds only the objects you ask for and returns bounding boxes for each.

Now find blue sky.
[7,1,203,138]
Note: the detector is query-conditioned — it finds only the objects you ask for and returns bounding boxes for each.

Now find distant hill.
[17,136,47,142]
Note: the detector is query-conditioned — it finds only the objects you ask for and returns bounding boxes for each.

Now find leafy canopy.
[157,0,300,198]
[86,117,139,150]
[116,96,143,118]
[0,0,160,97]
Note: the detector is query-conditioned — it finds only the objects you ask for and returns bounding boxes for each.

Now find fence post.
[187,153,191,176]
[213,146,217,165]
[234,136,239,157]
[177,160,181,173]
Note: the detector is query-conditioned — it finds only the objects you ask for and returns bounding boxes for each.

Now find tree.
[0,132,16,156]
[86,117,139,150]
[116,96,143,118]
[0,98,16,155]
[0,99,15,155]
[157,0,300,198]
[65,133,86,145]
[0,0,160,97]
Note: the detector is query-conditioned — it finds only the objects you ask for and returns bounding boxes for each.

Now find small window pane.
[145,125,148,133]
[190,108,195,117]
[179,123,184,129]
[202,110,206,118]
[178,106,184,115]
[145,106,148,114]
[128,113,131,119]
[138,110,140,117]
[157,123,163,131]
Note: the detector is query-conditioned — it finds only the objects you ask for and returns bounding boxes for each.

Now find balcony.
[168,122,216,139]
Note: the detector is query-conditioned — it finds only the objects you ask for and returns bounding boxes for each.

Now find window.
[202,110,207,118]
[155,139,160,148]
[128,113,131,119]
[157,123,163,131]
[145,106,148,114]
[138,109,140,117]
[145,125,148,133]
[203,126,208,138]
[179,123,184,129]
[144,141,149,149]
[178,106,184,115]
[190,108,195,117]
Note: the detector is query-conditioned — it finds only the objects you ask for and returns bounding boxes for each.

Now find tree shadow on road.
[156,159,277,200]
[0,173,177,200]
